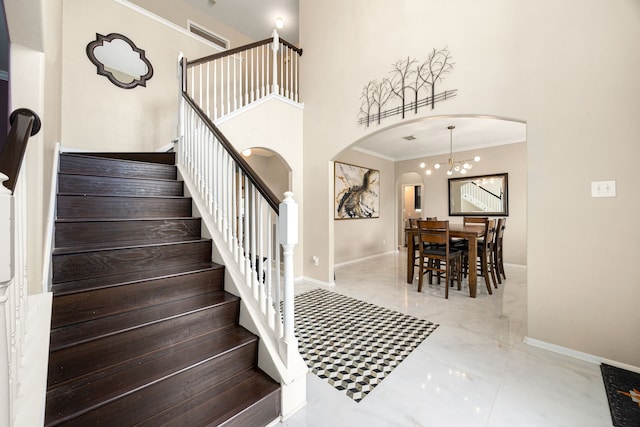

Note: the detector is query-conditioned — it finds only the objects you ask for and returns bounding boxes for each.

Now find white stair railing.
[178,93,300,370]
[460,182,503,212]
[0,109,40,426]
[184,30,302,121]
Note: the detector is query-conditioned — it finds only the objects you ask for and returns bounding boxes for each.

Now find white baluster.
[272,30,280,95]
[0,175,13,427]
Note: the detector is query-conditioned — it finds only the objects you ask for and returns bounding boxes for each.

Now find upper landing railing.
[184,30,303,121]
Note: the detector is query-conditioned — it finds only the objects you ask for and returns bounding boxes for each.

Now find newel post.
[271,30,280,95]
[278,192,298,366]
[0,173,13,427]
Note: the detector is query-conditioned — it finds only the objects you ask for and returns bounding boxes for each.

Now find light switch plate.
[591,180,616,197]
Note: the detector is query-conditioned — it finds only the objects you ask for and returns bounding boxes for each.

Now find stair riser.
[60,154,177,180]
[52,240,212,283]
[58,174,184,197]
[56,195,192,219]
[48,342,258,426]
[51,268,224,329]
[48,302,243,387]
[82,152,176,165]
[55,218,201,248]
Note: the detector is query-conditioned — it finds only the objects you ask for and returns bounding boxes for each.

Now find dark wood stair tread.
[53,236,207,254]
[56,194,193,219]
[138,367,280,427]
[51,261,222,295]
[59,153,177,180]
[54,217,202,247]
[45,326,258,426]
[58,173,184,197]
[78,152,176,165]
[52,239,212,283]
[50,290,239,352]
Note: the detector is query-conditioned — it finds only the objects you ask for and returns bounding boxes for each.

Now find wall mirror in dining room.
[449,173,508,216]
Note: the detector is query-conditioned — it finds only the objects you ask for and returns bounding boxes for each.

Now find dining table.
[406,223,485,298]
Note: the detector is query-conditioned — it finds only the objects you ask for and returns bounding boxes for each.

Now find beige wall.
[5,0,63,294]
[60,0,218,151]
[127,0,253,48]
[333,149,395,265]
[396,142,527,266]
[217,97,304,277]
[300,0,640,367]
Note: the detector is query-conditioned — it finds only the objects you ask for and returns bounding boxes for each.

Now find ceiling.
[187,2,526,162]
[353,116,527,162]
[183,0,299,45]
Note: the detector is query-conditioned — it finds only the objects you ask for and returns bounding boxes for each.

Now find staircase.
[45,152,281,426]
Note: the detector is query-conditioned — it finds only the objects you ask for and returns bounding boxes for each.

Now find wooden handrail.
[186,35,302,68]
[181,92,281,213]
[280,39,303,56]
[0,108,41,194]
[186,37,274,67]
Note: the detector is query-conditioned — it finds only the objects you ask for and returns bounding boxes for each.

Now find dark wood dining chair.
[494,218,507,283]
[417,220,461,299]
[461,218,496,294]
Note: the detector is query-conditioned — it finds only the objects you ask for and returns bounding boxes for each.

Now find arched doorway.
[397,171,424,248]
[241,146,291,199]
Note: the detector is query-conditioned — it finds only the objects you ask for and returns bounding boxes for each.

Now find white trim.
[297,276,336,288]
[187,19,230,50]
[523,336,640,374]
[334,250,399,268]
[41,143,60,293]
[155,142,175,152]
[213,93,304,126]
[350,145,396,162]
[113,0,225,54]
[504,262,527,269]
[13,292,53,427]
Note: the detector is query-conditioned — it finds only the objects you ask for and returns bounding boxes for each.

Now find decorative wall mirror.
[86,33,153,89]
[448,173,509,216]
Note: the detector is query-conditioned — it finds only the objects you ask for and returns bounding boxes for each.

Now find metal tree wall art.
[358,47,456,127]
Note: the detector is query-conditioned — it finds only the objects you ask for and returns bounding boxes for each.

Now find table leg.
[407,231,414,283]
[468,236,477,297]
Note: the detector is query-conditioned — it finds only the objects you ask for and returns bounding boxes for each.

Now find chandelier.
[421,125,480,176]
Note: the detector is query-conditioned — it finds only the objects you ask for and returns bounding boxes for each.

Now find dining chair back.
[494,218,507,283]
[463,217,488,225]
[416,220,461,299]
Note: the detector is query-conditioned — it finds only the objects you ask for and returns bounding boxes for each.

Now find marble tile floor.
[281,250,612,427]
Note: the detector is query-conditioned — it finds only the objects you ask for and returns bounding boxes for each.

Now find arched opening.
[240,146,292,200]
[397,171,424,248]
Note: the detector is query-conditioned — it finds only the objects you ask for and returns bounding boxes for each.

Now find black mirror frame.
[86,33,153,89]
[448,173,509,217]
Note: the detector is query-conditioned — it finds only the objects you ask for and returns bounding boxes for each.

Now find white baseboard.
[334,250,399,268]
[523,336,640,373]
[296,276,335,287]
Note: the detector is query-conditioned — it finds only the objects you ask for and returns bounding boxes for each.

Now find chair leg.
[480,252,493,295]
[488,252,498,289]
[418,254,424,292]
[493,248,502,285]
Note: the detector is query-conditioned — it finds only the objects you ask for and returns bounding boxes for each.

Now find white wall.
[300,0,640,367]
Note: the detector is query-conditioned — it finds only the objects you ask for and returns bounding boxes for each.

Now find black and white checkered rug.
[293,288,439,402]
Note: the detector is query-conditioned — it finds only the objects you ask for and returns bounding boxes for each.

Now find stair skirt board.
[46,152,281,426]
